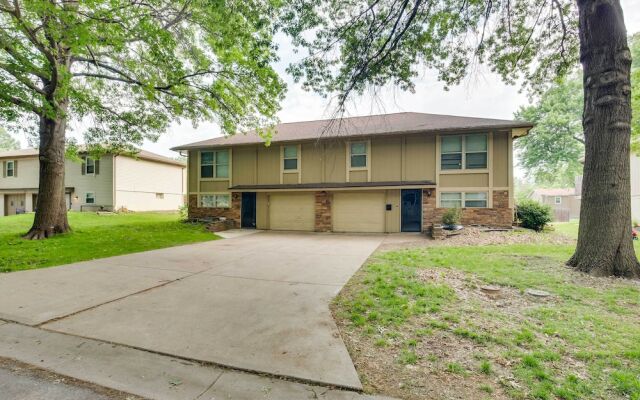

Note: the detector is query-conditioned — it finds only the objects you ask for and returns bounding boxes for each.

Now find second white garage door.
[269,192,315,231]
[332,192,385,233]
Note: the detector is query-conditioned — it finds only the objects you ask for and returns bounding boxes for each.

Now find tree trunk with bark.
[568,0,640,277]
[23,113,70,239]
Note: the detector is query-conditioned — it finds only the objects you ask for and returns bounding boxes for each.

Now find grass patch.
[334,234,640,400]
[0,212,217,272]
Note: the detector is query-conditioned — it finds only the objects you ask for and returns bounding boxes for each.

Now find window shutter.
[13,160,17,177]
[81,161,86,175]
[2,161,5,178]
[94,159,100,175]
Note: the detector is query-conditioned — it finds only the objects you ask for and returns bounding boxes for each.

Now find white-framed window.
[200,150,229,179]
[440,192,488,208]
[350,142,367,168]
[200,193,231,208]
[85,192,96,204]
[441,134,488,170]
[6,160,15,177]
[440,192,462,208]
[283,145,298,171]
[85,157,95,174]
[156,193,164,199]
[554,196,562,205]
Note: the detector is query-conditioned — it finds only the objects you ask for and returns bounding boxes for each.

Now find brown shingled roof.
[172,112,533,150]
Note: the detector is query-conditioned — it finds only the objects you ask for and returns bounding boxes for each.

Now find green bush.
[516,200,552,231]
[442,208,462,226]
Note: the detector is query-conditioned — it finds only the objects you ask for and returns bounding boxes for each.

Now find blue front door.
[401,189,422,232]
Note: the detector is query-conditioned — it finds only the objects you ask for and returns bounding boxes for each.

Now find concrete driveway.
[0,231,383,390]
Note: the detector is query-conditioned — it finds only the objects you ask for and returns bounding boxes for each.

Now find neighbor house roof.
[172,112,533,150]
[0,147,185,167]
[532,188,577,197]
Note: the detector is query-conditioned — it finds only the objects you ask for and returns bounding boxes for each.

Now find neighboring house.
[173,112,532,233]
[632,153,640,224]
[0,148,186,216]
[531,188,581,221]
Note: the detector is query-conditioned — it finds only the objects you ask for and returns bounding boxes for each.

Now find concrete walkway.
[0,231,384,395]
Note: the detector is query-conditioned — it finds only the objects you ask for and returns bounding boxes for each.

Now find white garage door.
[269,193,315,231]
[332,192,385,233]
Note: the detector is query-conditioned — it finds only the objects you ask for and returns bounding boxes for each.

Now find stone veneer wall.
[314,191,332,232]
[188,192,241,227]
[423,189,513,228]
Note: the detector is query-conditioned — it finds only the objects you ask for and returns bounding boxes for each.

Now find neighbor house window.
[350,142,367,168]
[440,192,488,208]
[283,145,298,171]
[200,194,230,208]
[85,157,95,174]
[555,196,562,205]
[156,193,164,199]
[6,160,14,177]
[200,150,229,179]
[441,134,488,170]
[85,192,95,204]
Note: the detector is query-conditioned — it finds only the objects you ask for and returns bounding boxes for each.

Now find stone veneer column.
[422,188,437,229]
[314,191,332,232]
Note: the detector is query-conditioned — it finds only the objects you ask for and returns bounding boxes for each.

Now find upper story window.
[85,157,95,174]
[283,145,298,171]
[6,160,15,177]
[200,150,229,179]
[350,142,367,168]
[441,134,488,170]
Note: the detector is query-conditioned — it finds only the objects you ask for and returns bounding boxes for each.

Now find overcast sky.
[16,0,640,165]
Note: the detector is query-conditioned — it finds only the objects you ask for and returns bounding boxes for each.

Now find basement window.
[85,192,96,204]
[200,194,230,208]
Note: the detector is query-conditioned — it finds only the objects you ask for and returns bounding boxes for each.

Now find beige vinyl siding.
[333,191,386,233]
[114,156,185,211]
[349,170,368,182]
[256,192,269,229]
[405,134,436,181]
[282,173,299,184]
[371,137,402,181]
[200,181,229,192]
[439,173,490,187]
[257,146,280,184]
[268,192,315,231]
[301,143,323,183]
[492,132,509,187]
[323,141,347,182]
[188,151,198,192]
[232,146,257,185]
[65,155,114,211]
[385,189,401,233]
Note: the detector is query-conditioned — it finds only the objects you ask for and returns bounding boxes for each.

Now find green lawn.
[553,220,640,253]
[0,212,217,273]
[334,230,640,400]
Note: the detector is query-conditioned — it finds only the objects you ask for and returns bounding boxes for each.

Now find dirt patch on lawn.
[378,227,574,252]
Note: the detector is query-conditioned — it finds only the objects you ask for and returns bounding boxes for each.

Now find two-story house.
[173,112,533,232]
[0,148,186,216]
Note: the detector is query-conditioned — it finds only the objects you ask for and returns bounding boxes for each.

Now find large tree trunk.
[23,114,70,240]
[568,0,640,277]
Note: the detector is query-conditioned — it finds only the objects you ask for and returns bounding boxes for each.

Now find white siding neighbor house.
[0,148,186,216]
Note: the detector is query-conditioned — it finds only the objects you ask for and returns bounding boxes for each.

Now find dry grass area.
[333,228,640,400]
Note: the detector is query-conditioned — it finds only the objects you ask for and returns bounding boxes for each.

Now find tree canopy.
[0,0,286,148]
[0,127,19,151]
[514,78,584,187]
